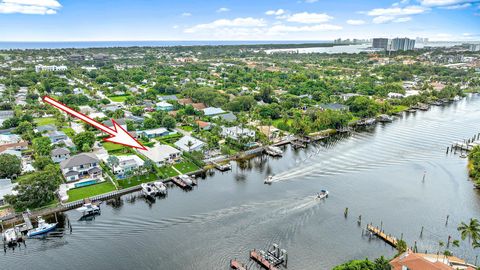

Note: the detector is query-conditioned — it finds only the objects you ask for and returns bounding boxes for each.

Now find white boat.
[153,181,167,195]
[76,203,101,216]
[266,146,283,157]
[179,175,193,186]
[264,175,274,184]
[141,183,156,198]
[27,217,57,237]
[316,190,329,199]
[3,228,18,246]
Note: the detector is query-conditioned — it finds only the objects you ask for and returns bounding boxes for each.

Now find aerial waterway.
[3,94,480,270]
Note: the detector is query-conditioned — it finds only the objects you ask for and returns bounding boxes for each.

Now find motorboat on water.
[3,228,18,246]
[141,183,157,199]
[179,175,193,186]
[264,175,274,184]
[27,217,57,237]
[153,181,167,195]
[316,190,329,199]
[76,203,101,216]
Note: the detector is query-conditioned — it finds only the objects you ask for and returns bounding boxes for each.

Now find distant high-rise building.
[468,44,480,52]
[415,37,429,43]
[390,38,415,51]
[372,38,389,50]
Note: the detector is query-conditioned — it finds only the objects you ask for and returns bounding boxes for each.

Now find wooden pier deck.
[250,250,278,270]
[367,224,398,247]
[230,259,248,270]
[171,177,190,189]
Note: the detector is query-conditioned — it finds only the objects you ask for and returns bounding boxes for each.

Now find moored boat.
[153,181,167,195]
[3,228,18,246]
[76,203,101,216]
[27,217,57,237]
[141,183,157,199]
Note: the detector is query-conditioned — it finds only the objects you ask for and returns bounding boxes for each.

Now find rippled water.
[3,94,480,270]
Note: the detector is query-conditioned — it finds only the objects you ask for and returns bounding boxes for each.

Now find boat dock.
[250,250,279,270]
[230,259,248,270]
[212,161,232,171]
[366,224,398,247]
[171,177,190,189]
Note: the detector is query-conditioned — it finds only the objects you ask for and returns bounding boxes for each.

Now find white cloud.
[346,19,366,25]
[181,12,192,17]
[0,0,61,14]
[304,0,319,3]
[184,17,267,33]
[419,0,476,7]
[440,3,472,9]
[372,15,413,24]
[216,7,230,13]
[367,5,427,16]
[265,9,285,16]
[286,12,333,24]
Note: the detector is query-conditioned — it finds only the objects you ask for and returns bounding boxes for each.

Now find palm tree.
[458,218,480,244]
[186,140,194,152]
[107,155,120,174]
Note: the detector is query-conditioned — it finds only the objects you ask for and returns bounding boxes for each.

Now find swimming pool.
[74,180,98,188]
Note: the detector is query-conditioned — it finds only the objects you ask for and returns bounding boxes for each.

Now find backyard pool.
[74,180,98,188]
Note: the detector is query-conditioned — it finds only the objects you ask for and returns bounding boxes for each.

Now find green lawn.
[67,181,116,202]
[102,142,128,153]
[117,173,158,189]
[61,127,75,137]
[158,166,180,178]
[108,95,131,102]
[156,133,183,145]
[34,117,56,126]
[173,161,200,174]
[180,125,194,132]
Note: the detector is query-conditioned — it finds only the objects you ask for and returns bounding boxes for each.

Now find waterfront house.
[136,127,170,139]
[221,126,256,140]
[46,130,68,143]
[137,143,181,166]
[60,153,103,182]
[0,178,17,206]
[257,125,280,140]
[51,147,71,163]
[174,135,205,152]
[156,101,174,111]
[390,251,476,270]
[103,155,144,178]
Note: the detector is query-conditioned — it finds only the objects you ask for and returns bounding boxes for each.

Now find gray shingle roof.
[51,147,70,156]
[60,153,99,169]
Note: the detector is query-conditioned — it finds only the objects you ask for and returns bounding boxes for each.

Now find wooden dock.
[250,250,278,270]
[171,177,190,189]
[230,259,248,270]
[366,224,398,247]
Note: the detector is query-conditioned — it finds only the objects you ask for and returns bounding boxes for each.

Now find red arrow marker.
[43,96,147,151]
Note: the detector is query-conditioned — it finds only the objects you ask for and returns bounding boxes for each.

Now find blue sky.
[0,0,479,41]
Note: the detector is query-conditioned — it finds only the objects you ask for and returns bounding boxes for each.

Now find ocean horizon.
[0,40,335,50]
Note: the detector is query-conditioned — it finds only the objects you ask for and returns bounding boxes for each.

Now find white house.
[51,147,71,163]
[137,143,180,166]
[103,155,144,178]
[174,136,205,152]
[35,65,68,73]
[60,153,102,182]
[203,107,226,116]
[221,126,256,140]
